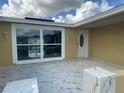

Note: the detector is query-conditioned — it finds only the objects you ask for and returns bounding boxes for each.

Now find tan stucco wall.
[115,70,124,93]
[89,22,124,66]
[0,23,78,67]
[0,22,13,67]
[2,21,124,67]
[65,28,77,59]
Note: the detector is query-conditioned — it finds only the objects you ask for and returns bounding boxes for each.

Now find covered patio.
[0,58,123,93]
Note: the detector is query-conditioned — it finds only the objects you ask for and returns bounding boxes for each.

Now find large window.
[16,28,41,60]
[12,24,65,64]
[43,30,61,58]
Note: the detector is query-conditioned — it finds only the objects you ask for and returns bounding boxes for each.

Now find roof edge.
[0,16,73,27]
[73,4,124,27]
[0,4,124,28]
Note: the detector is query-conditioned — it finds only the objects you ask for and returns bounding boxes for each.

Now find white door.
[77,31,88,57]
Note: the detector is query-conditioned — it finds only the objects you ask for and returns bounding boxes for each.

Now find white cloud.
[53,0,113,23]
[0,0,113,23]
[100,0,112,12]
[0,0,80,18]
[52,16,65,23]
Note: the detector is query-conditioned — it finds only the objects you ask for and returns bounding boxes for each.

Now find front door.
[77,31,88,57]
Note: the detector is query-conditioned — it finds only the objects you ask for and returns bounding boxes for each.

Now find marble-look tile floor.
[0,59,124,93]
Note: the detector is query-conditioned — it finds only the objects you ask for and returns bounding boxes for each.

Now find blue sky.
[46,0,124,19]
[0,0,8,6]
[0,0,124,23]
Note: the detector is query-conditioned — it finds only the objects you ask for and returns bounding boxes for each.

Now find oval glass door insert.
[80,34,84,47]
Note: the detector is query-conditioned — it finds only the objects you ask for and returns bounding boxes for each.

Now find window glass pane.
[43,30,61,44]
[16,28,40,44]
[17,45,40,60]
[43,45,61,58]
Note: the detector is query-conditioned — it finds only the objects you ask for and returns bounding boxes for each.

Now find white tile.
[0,59,122,93]
[2,78,39,93]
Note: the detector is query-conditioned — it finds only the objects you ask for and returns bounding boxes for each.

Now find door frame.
[11,24,65,65]
[77,30,89,58]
